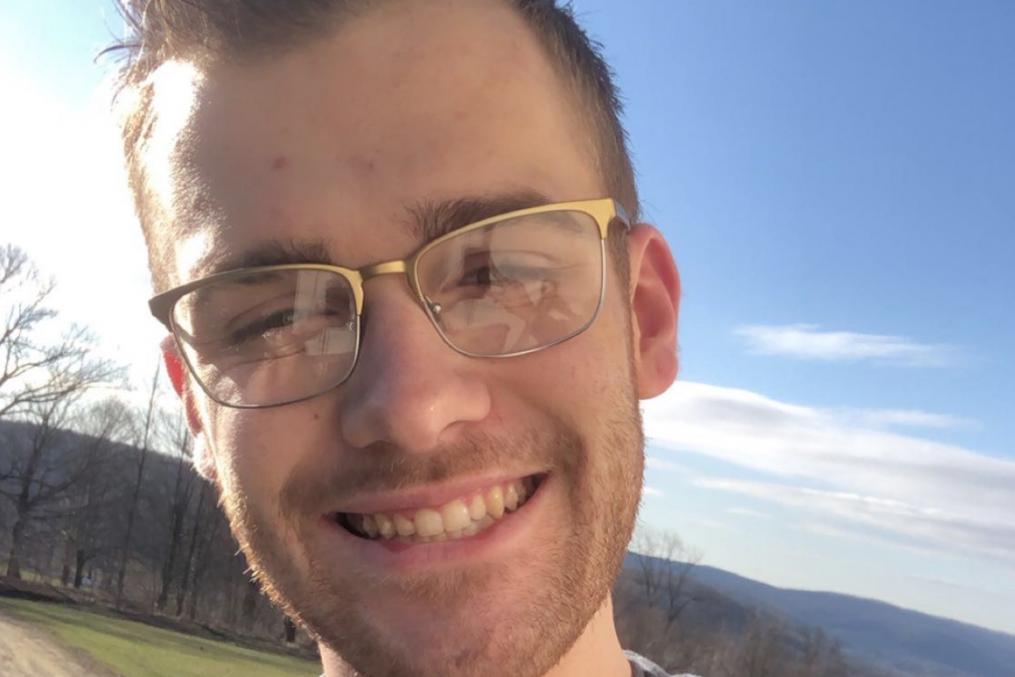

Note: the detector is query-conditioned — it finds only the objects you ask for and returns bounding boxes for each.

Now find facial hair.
[217,383,644,677]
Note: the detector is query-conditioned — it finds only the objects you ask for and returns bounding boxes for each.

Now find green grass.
[0,597,320,677]
[12,568,62,586]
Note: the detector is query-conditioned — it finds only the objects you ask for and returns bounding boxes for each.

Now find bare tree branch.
[116,361,161,607]
[0,245,122,420]
[630,528,703,631]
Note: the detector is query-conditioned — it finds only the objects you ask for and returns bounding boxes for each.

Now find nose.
[338,277,492,452]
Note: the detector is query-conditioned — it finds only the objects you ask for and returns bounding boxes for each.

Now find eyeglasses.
[149,198,629,408]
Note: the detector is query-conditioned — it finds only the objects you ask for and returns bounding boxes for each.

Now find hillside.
[666,558,1015,677]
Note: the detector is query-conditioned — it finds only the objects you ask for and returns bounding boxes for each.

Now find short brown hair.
[107,0,638,289]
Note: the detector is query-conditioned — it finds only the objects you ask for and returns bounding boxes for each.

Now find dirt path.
[0,606,119,677]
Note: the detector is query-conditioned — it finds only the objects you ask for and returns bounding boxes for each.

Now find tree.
[115,362,160,607]
[0,245,121,579]
[0,245,116,419]
[630,528,702,632]
[182,492,225,621]
[613,528,704,672]
[59,398,133,588]
[738,615,790,677]
[155,409,196,612]
[283,617,298,644]
[794,627,849,677]
[2,394,106,578]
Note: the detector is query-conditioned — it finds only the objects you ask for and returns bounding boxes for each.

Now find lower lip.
[317,474,551,574]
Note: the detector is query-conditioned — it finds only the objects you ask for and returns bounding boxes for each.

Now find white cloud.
[698,477,1015,565]
[645,456,691,474]
[725,507,771,519]
[684,517,735,532]
[837,408,976,430]
[643,381,1015,567]
[643,486,665,498]
[734,324,956,366]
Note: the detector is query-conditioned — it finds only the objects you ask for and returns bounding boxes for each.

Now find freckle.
[312,413,320,421]
[271,155,289,171]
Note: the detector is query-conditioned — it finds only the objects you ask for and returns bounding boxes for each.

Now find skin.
[148,1,680,676]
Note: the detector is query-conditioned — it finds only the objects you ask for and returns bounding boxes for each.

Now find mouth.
[331,474,547,545]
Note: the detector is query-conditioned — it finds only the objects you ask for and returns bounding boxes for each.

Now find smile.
[333,474,546,544]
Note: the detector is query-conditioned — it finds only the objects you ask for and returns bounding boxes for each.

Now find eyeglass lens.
[170,209,604,406]
[172,269,359,406]
[416,210,603,356]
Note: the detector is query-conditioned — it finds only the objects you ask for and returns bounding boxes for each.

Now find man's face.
[151,2,657,676]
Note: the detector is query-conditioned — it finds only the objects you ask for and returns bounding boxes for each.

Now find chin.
[221,392,643,677]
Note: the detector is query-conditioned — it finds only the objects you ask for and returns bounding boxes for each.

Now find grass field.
[0,596,320,677]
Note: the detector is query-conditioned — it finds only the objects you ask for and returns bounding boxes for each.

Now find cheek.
[206,406,317,505]
[528,310,632,405]
[487,320,632,456]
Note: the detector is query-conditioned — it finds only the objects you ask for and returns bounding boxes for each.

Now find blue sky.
[2,1,1013,635]
[577,0,1015,445]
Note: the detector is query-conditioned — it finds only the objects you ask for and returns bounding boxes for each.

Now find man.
[113,1,684,675]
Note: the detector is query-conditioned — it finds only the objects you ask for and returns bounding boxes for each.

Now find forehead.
[146,0,602,285]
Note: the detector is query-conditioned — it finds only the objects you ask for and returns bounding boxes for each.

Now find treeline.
[0,418,295,641]
[0,243,294,642]
[615,532,896,677]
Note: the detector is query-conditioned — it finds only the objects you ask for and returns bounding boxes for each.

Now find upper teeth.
[347,477,535,543]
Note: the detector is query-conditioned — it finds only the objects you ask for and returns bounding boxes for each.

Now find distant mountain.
[650,557,1015,677]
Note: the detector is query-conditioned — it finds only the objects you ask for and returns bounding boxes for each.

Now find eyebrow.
[405,189,553,242]
[195,189,556,277]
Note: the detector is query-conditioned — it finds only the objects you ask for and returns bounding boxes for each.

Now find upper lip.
[328,471,544,516]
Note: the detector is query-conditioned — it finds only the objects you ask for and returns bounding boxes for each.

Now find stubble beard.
[218,382,644,677]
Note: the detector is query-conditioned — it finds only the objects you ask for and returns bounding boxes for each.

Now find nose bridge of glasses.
[360,259,408,280]
[358,258,431,312]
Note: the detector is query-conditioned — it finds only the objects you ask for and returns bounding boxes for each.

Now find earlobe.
[626,225,680,399]
[160,336,217,482]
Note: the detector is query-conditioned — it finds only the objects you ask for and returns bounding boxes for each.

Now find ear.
[625,224,680,399]
[161,335,218,482]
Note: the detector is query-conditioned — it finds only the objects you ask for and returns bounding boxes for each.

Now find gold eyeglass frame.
[149,198,630,408]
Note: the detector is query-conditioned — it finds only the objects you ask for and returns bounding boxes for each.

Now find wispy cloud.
[643,382,1015,567]
[725,507,771,519]
[734,324,957,366]
[697,477,1015,565]
[684,517,736,532]
[643,486,665,498]
[837,408,976,430]
[646,456,691,474]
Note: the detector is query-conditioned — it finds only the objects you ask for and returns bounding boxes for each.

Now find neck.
[321,595,630,677]
[544,595,631,677]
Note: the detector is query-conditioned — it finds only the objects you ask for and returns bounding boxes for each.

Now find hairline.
[114,0,635,293]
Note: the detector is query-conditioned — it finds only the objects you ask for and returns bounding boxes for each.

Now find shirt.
[319,651,699,676]
[625,650,701,677]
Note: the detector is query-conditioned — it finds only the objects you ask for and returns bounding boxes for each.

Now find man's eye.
[458,262,549,288]
[460,265,497,287]
[229,309,297,344]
